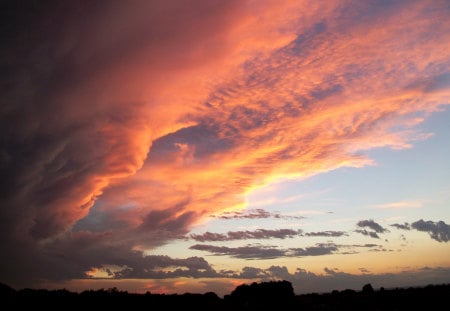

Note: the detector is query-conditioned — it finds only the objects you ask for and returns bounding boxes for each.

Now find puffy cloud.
[190,229,302,242]
[389,219,450,242]
[411,219,450,242]
[357,220,388,233]
[355,220,389,239]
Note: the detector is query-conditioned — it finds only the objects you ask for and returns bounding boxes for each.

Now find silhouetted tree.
[1,280,450,310]
[0,282,15,295]
[227,280,295,309]
[362,283,374,294]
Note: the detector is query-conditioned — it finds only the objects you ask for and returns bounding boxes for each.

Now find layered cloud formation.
[1,0,449,289]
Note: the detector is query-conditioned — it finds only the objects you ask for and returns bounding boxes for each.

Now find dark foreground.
[1,281,449,310]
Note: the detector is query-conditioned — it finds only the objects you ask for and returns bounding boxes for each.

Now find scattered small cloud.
[355,219,389,239]
[390,219,450,242]
[355,229,380,239]
[411,219,450,242]
[357,220,389,233]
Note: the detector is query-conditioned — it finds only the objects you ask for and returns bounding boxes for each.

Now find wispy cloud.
[189,244,288,259]
[212,209,305,220]
[374,200,422,209]
[189,242,379,259]
[390,223,411,230]
[305,231,347,237]
[190,229,302,242]
[189,243,339,259]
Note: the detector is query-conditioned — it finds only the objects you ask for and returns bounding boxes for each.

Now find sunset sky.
[1,0,449,296]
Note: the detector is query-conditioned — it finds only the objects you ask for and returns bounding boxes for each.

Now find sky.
[1,0,449,297]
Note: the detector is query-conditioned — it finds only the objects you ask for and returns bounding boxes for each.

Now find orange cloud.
[1,0,449,287]
[92,0,450,252]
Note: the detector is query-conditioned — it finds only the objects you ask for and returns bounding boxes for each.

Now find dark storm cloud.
[0,0,245,240]
[0,0,250,287]
[23,233,221,281]
[189,229,302,242]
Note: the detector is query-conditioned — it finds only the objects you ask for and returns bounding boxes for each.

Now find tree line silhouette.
[1,280,449,310]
